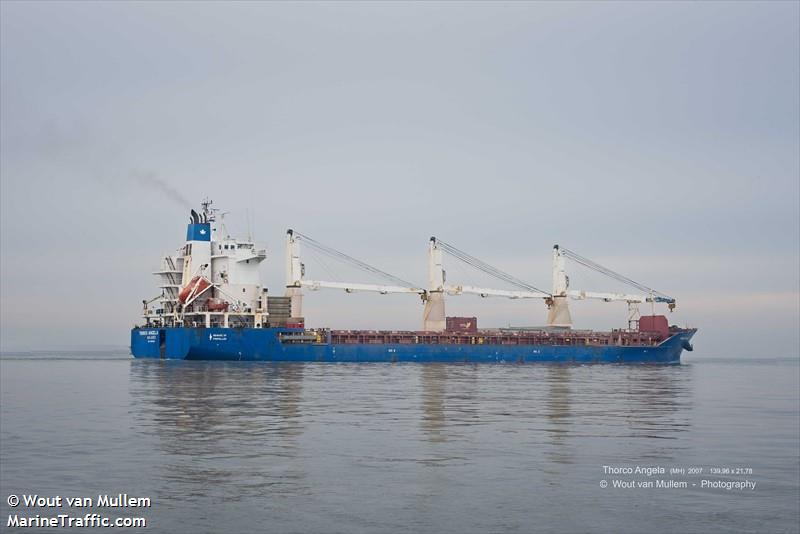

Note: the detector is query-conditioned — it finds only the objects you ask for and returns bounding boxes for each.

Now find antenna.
[200,198,217,222]
[219,211,230,238]
[246,208,252,242]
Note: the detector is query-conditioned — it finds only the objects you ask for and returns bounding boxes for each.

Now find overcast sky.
[1,1,798,357]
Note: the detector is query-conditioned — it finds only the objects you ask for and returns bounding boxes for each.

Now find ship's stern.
[130,327,192,359]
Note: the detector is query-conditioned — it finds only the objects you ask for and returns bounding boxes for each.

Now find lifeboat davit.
[178,276,211,304]
[206,298,230,312]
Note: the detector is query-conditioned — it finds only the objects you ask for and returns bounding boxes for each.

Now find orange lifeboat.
[206,298,230,312]
[178,276,211,304]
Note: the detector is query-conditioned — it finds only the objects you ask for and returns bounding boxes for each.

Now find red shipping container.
[446,316,478,333]
[638,315,669,337]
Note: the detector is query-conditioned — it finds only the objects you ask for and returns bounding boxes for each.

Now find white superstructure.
[144,200,269,328]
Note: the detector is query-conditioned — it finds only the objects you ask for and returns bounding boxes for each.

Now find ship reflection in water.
[129,361,309,505]
[128,361,694,533]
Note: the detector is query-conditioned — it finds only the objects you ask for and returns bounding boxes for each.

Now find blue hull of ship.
[130,327,696,364]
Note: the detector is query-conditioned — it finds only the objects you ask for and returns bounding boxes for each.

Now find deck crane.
[423,237,551,331]
[284,231,676,333]
[549,245,677,329]
[285,230,426,318]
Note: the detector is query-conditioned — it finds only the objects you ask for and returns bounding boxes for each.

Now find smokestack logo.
[186,223,211,241]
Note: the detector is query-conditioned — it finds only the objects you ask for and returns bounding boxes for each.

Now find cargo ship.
[131,200,696,363]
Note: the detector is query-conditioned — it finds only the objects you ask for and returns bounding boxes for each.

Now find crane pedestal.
[423,291,446,332]
[546,296,572,328]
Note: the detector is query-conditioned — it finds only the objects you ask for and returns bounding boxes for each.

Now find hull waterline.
[131,327,696,364]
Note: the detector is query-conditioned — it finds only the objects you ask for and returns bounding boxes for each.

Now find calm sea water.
[1,353,798,534]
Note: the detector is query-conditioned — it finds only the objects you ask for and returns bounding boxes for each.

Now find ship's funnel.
[182,218,212,291]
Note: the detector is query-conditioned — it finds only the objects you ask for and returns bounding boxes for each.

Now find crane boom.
[285,230,426,320]
[301,280,425,295]
[446,284,546,299]
[566,289,653,303]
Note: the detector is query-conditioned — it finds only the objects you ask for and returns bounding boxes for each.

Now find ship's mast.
[200,198,216,223]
